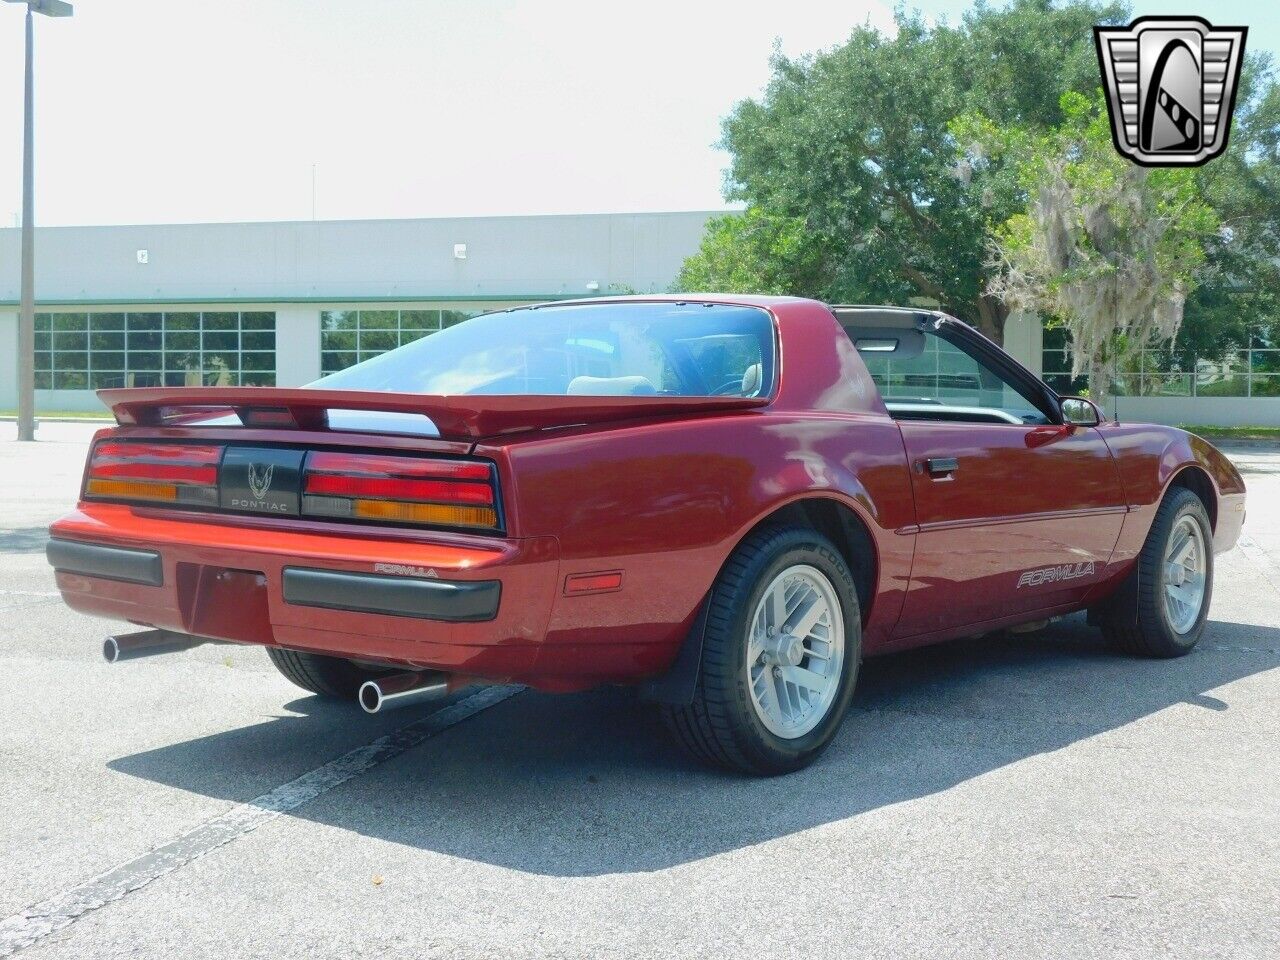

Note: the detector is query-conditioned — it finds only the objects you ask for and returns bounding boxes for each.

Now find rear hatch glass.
[312,301,776,399]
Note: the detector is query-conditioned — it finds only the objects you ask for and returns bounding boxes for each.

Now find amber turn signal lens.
[85,478,179,502]
[351,498,498,528]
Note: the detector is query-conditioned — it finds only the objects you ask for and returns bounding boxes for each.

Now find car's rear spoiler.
[97,387,770,440]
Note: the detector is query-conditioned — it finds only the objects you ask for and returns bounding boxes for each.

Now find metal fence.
[1042,331,1280,398]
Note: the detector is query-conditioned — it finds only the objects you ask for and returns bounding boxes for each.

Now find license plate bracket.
[177,564,274,644]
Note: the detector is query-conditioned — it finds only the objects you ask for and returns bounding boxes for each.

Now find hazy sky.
[0,0,1275,228]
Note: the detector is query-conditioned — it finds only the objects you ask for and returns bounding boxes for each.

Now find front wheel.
[661,525,861,775]
[1104,487,1214,658]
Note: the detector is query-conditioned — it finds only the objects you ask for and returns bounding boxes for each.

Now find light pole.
[5,0,73,442]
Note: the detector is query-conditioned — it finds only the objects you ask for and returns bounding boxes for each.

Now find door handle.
[923,457,958,478]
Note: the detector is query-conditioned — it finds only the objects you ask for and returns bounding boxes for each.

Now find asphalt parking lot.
[1,423,1277,959]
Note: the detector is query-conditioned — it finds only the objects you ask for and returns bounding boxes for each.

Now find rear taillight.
[85,441,222,506]
[301,452,500,530]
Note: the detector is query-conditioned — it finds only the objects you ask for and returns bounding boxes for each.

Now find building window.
[34,311,276,390]
[1041,327,1278,399]
[320,308,481,375]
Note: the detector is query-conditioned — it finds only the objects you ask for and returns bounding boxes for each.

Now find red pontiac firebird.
[47,296,1246,774]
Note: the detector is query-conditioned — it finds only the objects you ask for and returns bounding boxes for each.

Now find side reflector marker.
[564,571,624,596]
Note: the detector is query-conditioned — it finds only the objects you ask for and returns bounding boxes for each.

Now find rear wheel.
[661,525,861,775]
[1104,487,1213,658]
[266,647,388,699]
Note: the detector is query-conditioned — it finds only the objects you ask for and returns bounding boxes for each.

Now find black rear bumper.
[46,538,164,587]
[281,567,500,623]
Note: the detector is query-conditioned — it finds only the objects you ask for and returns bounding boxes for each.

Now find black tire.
[1103,487,1214,658]
[266,647,388,699]
[661,525,861,776]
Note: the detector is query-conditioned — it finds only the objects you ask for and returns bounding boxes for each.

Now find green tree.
[960,92,1218,408]
[675,208,824,294]
[675,0,1128,342]
[1178,51,1280,364]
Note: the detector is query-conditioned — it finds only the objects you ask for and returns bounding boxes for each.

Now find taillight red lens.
[85,441,223,506]
[93,442,222,463]
[89,461,219,485]
[81,441,501,531]
[304,474,494,504]
[301,452,500,530]
[306,451,493,481]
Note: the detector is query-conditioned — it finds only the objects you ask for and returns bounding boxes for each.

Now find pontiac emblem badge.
[248,463,274,500]
[1095,16,1247,167]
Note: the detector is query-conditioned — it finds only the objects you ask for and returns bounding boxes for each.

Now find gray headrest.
[741,362,763,396]
[566,375,658,396]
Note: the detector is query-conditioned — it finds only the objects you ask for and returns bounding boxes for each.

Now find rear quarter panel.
[479,408,916,672]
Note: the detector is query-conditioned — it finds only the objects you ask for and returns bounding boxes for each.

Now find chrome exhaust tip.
[102,629,213,663]
[358,671,451,714]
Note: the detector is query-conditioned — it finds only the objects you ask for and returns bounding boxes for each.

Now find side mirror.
[1060,396,1103,427]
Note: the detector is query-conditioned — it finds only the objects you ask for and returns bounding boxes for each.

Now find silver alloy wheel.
[1164,515,1207,634]
[746,563,846,739]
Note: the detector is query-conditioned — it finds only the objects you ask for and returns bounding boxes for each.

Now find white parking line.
[0,684,523,958]
[1207,643,1280,656]
[0,597,61,613]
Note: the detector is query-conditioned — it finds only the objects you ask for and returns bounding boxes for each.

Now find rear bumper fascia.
[48,503,556,677]
[47,503,691,690]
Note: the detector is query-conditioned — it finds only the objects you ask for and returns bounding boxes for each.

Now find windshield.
[312,301,775,398]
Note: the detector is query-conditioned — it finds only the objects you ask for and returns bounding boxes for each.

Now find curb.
[0,416,112,424]
[1212,440,1280,452]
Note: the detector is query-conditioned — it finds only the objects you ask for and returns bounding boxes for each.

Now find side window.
[853,327,1046,424]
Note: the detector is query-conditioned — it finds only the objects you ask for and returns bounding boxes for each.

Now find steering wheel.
[710,378,749,396]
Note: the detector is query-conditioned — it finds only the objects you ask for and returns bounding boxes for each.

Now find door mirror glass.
[1060,396,1102,426]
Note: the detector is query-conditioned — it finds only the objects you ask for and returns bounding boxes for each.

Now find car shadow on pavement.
[0,526,51,553]
[108,613,1279,877]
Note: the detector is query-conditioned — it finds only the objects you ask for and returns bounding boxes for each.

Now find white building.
[1,211,1275,426]
[0,211,715,413]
